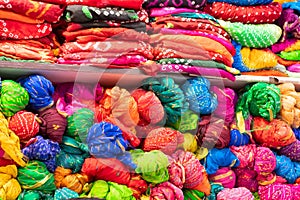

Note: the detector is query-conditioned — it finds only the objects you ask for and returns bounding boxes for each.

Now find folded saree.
[0,10,44,24]
[149,7,202,17]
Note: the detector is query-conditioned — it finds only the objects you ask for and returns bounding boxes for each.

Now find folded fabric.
[206,0,272,6]
[271,38,298,53]
[219,20,282,48]
[217,187,254,200]
[0,10,44,24]
[258,183,300,200]
[149,7,202,17]
[0,165,22,200]
[209,167,236,189]
[0,0,64,23]
[205,2,282,24]
[150,181,184,200]
[278,50,300,61]
[143,0,207,9]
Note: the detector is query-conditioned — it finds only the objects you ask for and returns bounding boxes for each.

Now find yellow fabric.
[273,0,297,3]
[241,47,278,70]
[179,133,198,153]
[285,40,300,52]
[236,111,246,133]
[0,165,21,200]
[194,147,209,160]
[0,112,26,167]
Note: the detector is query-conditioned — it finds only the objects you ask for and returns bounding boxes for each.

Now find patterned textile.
[169,110,199,133]
[17,190,53,200]
[274,154,300,184]
[276,8,300,42]
[258,183,300,200]
[234,168,258,192]
[54,187,79,200]
[0,10,44,24]
[217,187,254,200]
[230,145,257,169]
[150,182,184,200]
[207,0,272,6]
[209,167,236,189]
[143,0,207,9]
[0,165,22,200]
[149,7,202,17]
[279,140,300,162]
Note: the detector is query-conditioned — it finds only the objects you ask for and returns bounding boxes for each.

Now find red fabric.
[0,19,52,40]
[205,2,282,24]
[0,0,64,23]
[33,0,144,10]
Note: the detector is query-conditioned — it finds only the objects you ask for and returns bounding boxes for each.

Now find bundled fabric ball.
[17,161,56,193]
[207,182,224,200]
[86,122,136,169]
[38,107,67,143]
[258,183,300,200]
[22,136,60,172]
[0,165,22,200]
[209,167,236,189]
[54,187,79,200]
[197,116,231,149]
[131,88,165,126]
[218,20,282,48]
[234,168,258,192]
[167,110,199,133]
[229,129,251,147]
[179,133,198,153]
[252,117,296,148]
[217,187,254,200]
[254,147,277,175]
[8,110,39,143]
[142,77,188,125]
[131,149,169,184]
[0,80,29,117]
[143,127,184,155]
[150,181,184,200]
[279,140,300,162]
[230,145,257,168]
[168,149,204,189]
[18,75,54,111]
[183,189,205,200]
[274,154,300,184]
[181,76,217,115]
[95,86,140,147]
[207,0,272,6]
[65,108,94,143]
[17,190,53,200]
[54,166,89,194]
[56,136,89,173]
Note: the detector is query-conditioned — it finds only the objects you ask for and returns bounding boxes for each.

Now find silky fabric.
[229,129,251,147]
[279,140,300,162]
[258,183,300,200]
[207,183,224,200]
[143,0,207,9]
[18,75,54,111]
[179,133,198,153]
[274,154,300,184]
[150,182,184,200]
[169,110,199,133]
[0,165,22,200]
[234,168,258,192]
[230,145,257,169]
[217,187,254,200]
[54,187,79,200]
[183,189,205,200]
[17,190,53,200]
[0,10,44,24]
[22,136,60,173]
[209,167,236,189]
[106,181,136,200]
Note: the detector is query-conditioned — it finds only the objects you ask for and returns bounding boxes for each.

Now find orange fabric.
[276,54,300,66]
[192,169,211,196]
[0,10,44,24]
[241,70,288,77]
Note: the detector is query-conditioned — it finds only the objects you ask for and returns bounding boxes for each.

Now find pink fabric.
[271,38,297,53]
[258,183,300,200]
[149,7,201,17]
[150,182,184,200]
[230,145,257,169]
[234,168,258,192]
[209,167,236,189]
[217,187,254,200]
[288,64,300,72]
[254,147,277,174]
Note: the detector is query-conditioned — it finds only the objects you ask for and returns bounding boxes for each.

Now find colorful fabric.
[18,75,54,111]
[131,149,169,184]
[234,168,258,192]
[180,133,198,153]
[252,117,296,148]
[143,127,184,155]
[0,80,29,117]
[276,8,300,42]
[0,10,44,24]
[254,147,277,175]
[54,187,79,200]
[258,183,300,200]
[17,190,53,200]
[8,110,39,143]
[143,0,207,9]
[54,167,88,194]
[219,20,282,48]
[106,181,136,200]
[209,167,236,189]
[206,0,272,6]
[38,107,67,144]
[207,183,224,200]
[22,136,60,173]
[271,38,298,53]
[168,150,204,189]
[17,161,56,193]
[169,110,199,133]
[56,136,89,173]
[205,2,282,24]
[86,122,137,169]
[279,140,300,162]
[66,108,94,143]
[278,50,300,61]
[150,181,184,200]
[183,189,205,200]
[274,154,300,184]
[149,7,202,17]
[0,165,22,200]
[230,144,257,169]
[217,187,254,200]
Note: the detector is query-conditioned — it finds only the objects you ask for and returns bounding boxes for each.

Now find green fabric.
[236,82,281,122]
[17,190,53,200]
[207,182,224,200]
[17,161,56,193]
[183,189,205,200]
[172,13,217,22]
[253,192,260,200]
[131,149,169,184]
[0,56,48,63]
[88,180,109,198]
[66,108,95,143]
[0,80,29,117]
[142,77,189,124]
[219,20,282,48]
[106,182,135,200]
[168,110,199,133]
[54,187,79,200]
[82,6,93,19]
[278,50,300,61]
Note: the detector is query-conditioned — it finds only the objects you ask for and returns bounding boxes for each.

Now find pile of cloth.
[0,0,64,63]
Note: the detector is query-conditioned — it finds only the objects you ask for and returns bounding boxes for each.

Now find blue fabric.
[22,136,60,172]
[54,187,79,200]
[229,129,250,147]
[207,0,272,6]
[232,40,249,72]
[86,122,136,169]
[293,128,300,140]
[274,153,300,184]
[282,2,300,13]
[18,75,54,111]
[182,77,218,115]
[172,13,218,22]
[204,148,240,175]
[207,182,224,200]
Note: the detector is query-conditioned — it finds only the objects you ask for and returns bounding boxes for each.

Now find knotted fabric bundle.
[229,129,250,147]
[18,75,54,111]
[252,117,296,148]
[56,136,89,173]
[168,149,204,189]
[142,77,188,125]
[217,187,254,200]
[66,108,94,143]
[169,110,199,134]
[17,190,53,200]
[17,161,56,193]
[54,166,89,194]
[22,136,60,172]
[259,183,300,200]
[38,107,67,143]
[54,187,79,200]
[274,154,300,184]
[8,111,39,143]
[230,144,257,169]
[86,122,136,169]
[279,140,300,162]
[95,86,140,147]
[183,189,205,200]
[182,77,218,115]
[131,149,169,184]
[209,167,236,189]
[143,127,184,155]
[0,80,29,117]
[179,133,198,153]
[234,168,258,192]
[150,181,184,200]
[207,182,224,200]
[0,165,22,200]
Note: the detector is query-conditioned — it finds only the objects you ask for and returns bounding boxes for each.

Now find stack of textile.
[55,0,154,73]
[0,0,64,63]
[143,0,240,81]
[204,0,284,76]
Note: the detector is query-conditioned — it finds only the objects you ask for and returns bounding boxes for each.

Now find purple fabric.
[149,7,201,17]
[271,38,297,53]
[288,64,300,72]
[143,0,207,9]
[276,8,300,41]
[279,140,300,162]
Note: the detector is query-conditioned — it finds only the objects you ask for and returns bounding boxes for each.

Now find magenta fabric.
[288,64,300,72]
[149,7,202,17]
[209,167,236,189]
[279,140,300,162]
[254,147,277,174]
[271,38,298,53]
[258,183,300,200]
[234,168,258,192]
[217,187,254,200]
[150,181,184,200]
[230,145,256,169]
